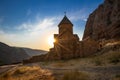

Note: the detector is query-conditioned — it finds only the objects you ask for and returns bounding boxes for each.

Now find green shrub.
[42,61,49,66]
[93,58,102,66]
[112,74,120,80]
[110,58,119,64]
[109,53,120,64]
[115,74,120,78]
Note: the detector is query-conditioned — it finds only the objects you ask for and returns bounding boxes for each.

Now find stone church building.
[48,15,81,59]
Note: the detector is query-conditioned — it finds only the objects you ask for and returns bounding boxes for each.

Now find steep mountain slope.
[83,0,120,40]
[0,42,47,65]
[23,48,47,57]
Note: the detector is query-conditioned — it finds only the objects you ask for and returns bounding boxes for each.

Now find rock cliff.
[83,0,120,40]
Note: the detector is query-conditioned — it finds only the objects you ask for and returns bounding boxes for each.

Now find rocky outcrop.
[83,0,120,40]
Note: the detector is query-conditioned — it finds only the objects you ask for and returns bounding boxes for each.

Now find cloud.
[0,16,60,50]
[69,8,89,22]
[34,18,56,31]
[16,17,59,35]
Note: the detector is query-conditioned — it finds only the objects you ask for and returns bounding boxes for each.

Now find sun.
[48,35,55,47]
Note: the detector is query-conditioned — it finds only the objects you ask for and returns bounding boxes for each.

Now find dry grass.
[92,57,103,66]
[91,50,120,66]
[41,50,120,68]
[0,66,55,80]
[62,70,89,80]
[52,62,66,67]
[52,63,65,67]
[108,52,120,64]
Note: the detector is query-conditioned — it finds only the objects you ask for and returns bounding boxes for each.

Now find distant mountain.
[22,48,48,57]
[0,42,29,65]
[0,42,47,65]
[83,0,120,40]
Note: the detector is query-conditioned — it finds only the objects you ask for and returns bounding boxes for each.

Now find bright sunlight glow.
[48,35,55,47]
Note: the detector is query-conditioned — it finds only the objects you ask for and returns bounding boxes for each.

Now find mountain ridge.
[0,42,47,65]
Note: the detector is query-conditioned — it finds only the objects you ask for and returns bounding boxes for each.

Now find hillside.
[23,48,47,57]
[0,42,47,65]
[0,42,29,65]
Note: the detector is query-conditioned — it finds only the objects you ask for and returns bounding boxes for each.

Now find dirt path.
[79,66,120,73]
[0,63,119,80]
[1,65,119,74]
[0,64,21,74]
[41,65,120,74]
[40,65,120,80]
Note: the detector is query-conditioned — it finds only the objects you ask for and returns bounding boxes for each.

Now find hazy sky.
[0,0,104,50]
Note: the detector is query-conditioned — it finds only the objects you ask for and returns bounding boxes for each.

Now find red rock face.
[83,0,120,40]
